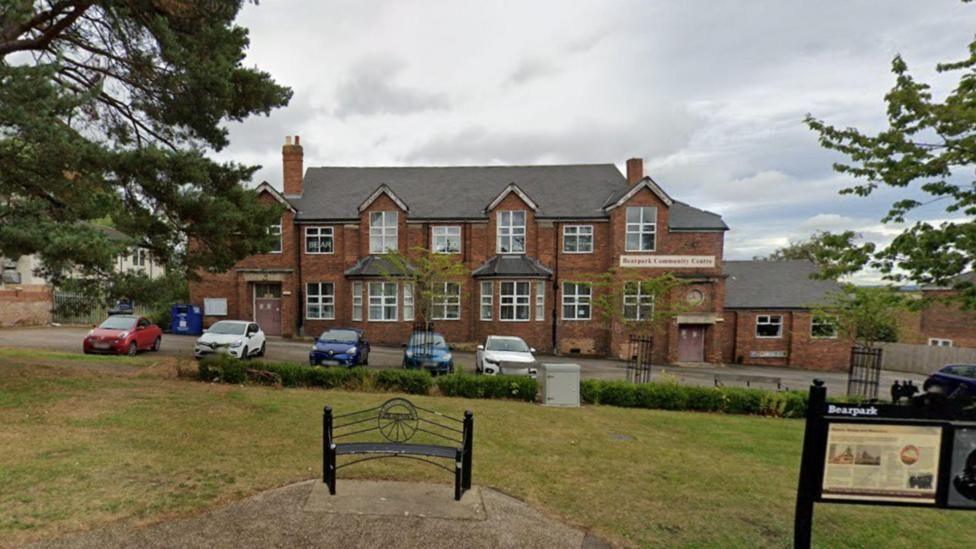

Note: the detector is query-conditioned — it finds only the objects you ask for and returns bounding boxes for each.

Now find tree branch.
[0,1,92,57]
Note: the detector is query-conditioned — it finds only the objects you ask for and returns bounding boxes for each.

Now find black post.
[794,380,827,549]
[454,448,463,501]
[324,405,336,495]
[462,410,473,491]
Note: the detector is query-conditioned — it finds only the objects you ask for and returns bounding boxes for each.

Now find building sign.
[821,423,942,505]
[750,350,787,358]
[619,255,715,268]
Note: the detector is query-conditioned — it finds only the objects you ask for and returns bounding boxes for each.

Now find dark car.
[923,364,976,399]
[309,328,370,367]
[402,331,454,375]
[83,315,162,356]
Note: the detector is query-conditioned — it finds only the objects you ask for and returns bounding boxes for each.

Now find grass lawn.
[1,348,974,548]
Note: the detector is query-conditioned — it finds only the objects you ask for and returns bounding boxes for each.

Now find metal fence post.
[454,449,463,501]
[794,380,826,549]
[462,410,473,491]
[324,405,335,494]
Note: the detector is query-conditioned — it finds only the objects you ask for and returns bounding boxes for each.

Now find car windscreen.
[408,333,447,348]
[98,316,136,330]
[209,322,246,335]
[319,329,358,342]
[486,338,530,352]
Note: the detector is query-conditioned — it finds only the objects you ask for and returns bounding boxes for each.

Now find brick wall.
[0,288,52,327]
[724,309,849,371]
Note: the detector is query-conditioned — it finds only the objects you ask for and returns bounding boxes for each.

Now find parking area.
[0,326,927,393]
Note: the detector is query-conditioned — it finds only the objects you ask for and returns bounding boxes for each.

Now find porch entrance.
[254,283,282,336]
[677,324,705,362]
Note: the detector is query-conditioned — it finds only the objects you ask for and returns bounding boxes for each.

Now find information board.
[821,423,942,504]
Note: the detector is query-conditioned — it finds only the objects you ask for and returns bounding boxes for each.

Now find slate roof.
[344,255,414,278]
[723,260,843,309]
[472,255,553,278]
[285,165,727,230]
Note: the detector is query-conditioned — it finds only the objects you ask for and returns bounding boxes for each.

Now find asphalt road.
[0,326,928,393]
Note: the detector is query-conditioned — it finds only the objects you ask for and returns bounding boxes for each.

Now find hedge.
[435,373,538,402]
[580,379,811,418]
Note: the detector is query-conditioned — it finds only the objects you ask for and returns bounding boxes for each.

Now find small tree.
[590,271,690,336]
[756,230,876,281]
[380,247,468,335]
[815,285,908,349]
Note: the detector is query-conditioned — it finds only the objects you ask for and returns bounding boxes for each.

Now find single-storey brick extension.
[189,137,850,370]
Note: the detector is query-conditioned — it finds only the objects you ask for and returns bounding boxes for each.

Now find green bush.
[580,379,603,404]
[198,355,246,384]
[435,374,538,402]
[375,368,433,395]
[597,381,638,407]
[684,386,725,412]
[721,387,765,415]
[635,382,689,410]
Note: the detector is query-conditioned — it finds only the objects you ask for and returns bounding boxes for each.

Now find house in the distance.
[897,271,976,349]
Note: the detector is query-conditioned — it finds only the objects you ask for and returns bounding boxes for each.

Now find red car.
[83,315,162,356]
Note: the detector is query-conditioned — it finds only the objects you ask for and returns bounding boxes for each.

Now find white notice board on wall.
[204,298,227,316]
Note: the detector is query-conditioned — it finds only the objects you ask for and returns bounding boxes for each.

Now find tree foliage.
[806,16,976,308]
[0,1,291,300]
[379,247,469,332]
[757,230,876,280]
[815,285,907,349]
[590,271,689,336]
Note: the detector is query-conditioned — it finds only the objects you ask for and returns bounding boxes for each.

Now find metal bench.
[714,373,783,390]
[323,398,473,500]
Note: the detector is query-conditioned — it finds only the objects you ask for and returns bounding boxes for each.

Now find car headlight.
[443,353,452,361]
[116,332,128,340]
[229,339,243,348]
[405,350,413,358]
[346,346,357,354]
[485,357,499,364]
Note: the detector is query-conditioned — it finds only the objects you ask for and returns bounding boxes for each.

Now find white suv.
[195,320,266,359]
[476,335,538,377]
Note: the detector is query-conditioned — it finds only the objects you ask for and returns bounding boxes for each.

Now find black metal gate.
[847,346,882,399]
[626,335,653,383]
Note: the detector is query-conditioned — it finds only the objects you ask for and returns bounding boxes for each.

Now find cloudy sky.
[217,0,973,278]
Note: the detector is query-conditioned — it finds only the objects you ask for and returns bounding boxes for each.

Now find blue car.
[402,331,454,375]
[309,328,370,367]
[923,363,976,398]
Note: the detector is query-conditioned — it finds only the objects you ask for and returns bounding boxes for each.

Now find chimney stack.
[282,135,304,196]
[626,157,644,186]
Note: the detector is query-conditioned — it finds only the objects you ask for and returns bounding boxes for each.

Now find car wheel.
[241,346,249,360]
[152,337,161,352]
[257,342,266,357]
[127,342,137,357]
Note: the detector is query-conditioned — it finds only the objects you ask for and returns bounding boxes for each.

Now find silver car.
[194,320,266,359]
[476,335,538,377]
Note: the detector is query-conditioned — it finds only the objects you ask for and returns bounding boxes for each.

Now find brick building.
[188,136,852,370]
[897,272,976,349]
[721,261,850,371]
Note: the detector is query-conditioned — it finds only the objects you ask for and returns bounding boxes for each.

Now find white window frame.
[928,338,953,347]
[368,281,398,321]
[432,226,462,254]
[497,210,527,254]
[625,207,657,252]
[535,281,545,321]
[755,314,783,338]
[623,281,655,321]
[369,211,398,254]
[811,314,838,339]
[499,281,530,321]
[432,282,461,320]
[562,225,593,253]
[352,282,363,322]
[305,226,334,254]
[403,283,415,321]
[268,222,282,253]
[306,282,335,320]
[562,282,592,321]
[480,281,492,321]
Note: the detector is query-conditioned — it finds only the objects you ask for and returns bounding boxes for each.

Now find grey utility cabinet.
[539,363,581,407]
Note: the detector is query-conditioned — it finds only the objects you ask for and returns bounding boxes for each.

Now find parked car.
[922,364,976,399]
[309,328,370,367]
[194,320,266,360]
[402,331,454,375]
[475,335,538,377]
[83,315,162,356]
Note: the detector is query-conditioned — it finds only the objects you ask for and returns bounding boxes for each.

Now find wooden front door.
[254,283,282,336]
[677,325,705,362]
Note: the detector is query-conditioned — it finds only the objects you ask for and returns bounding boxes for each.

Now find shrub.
[198,355,246,384]
[684,386,725,412]
[435,374,538,402]
[375,368,432,395]
[635,382,689,410]
[597,381,638,407]
[580,379,603,404]
[721,387,765,415]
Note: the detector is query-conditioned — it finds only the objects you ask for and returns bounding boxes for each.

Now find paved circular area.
[29,480,608,549]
